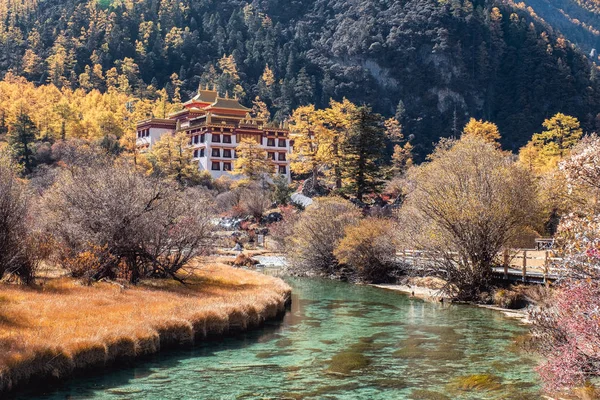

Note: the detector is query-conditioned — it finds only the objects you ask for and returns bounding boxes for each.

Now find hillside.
[0,0,599,157]
[515,0,600,56]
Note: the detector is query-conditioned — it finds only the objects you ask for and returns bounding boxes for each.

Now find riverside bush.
[287,197,360,275]
[334,217,399,283]
[42,159,214,283]
[0,151,41,283]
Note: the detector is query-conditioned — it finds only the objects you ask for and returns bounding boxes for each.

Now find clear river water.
[18,278,542,399]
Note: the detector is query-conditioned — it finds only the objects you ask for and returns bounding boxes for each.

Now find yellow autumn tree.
[289,104,325,187]
[316,98,358,189]
[392,142,414,174]
[462,118,501,146]
[233,138,274,185]
[144,132,201,186]
[0,74,165,143]
[518,113,583,174]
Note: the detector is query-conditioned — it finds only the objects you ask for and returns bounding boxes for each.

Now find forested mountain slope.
[1,0,599,157]
[515,0,600,55]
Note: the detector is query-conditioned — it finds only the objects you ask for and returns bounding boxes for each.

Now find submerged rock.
[450,373,503,391]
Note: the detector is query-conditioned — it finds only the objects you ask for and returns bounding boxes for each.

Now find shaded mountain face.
[1,0,600,158]
[515,0,600,56]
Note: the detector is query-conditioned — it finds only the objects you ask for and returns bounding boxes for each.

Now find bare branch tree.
[399,136,540,300]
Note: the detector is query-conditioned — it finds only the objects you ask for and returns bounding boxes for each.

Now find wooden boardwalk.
[398,249,563,285]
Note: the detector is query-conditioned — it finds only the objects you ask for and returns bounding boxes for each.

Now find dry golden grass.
[0,262,291,393]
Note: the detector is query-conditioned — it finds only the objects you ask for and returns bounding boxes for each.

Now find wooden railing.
[398,249,564,285]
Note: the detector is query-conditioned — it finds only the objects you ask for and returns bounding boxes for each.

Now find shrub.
[240,186,271,220]
[267,206,299,252]
[0,151,40,283]
[492,288,527,309]
[287,197,360,275]
[43,159,214,283]
[334,217,398,282]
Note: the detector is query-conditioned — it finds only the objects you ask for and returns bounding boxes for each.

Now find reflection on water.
[18,278,542,399]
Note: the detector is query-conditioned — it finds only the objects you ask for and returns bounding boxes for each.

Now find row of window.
[210,162,287,174]
[137,129,150,138]
[191,134,205,144]
[212,162,233,171]
[193,149,205,158]
[212,148,234,158]
[138,131,288,146]
[266,138,287,147]
[211,134,233,143]
[194,148,287,160]
[268,152,286,161]
[210,135,286,146]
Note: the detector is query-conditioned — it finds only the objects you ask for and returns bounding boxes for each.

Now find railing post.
[544,250,549,287]
[522,250,527,283]
[503,249,509,279]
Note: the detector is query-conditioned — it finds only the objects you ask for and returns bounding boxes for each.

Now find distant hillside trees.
[0,0,597,157]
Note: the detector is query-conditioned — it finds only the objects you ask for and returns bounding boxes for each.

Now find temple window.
[211,162,220,171]
[212,148,220,157]
[223,135,232,143]
[200,148,205,157]
[278,139,286,147]
[268,152,275,160]
[278,153,286,161]
[212,134,221,143]
[267,138,275,147]
[223,162,232,171]
[223,149,232,158]
[278,166,287,174]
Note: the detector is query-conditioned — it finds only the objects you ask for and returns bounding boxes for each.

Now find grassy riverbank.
[0,262,291,394]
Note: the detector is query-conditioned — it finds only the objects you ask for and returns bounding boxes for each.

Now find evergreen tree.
[343,106,386,200]
[294,67,314,106]
[8,110,37,172]
[272,174,293,205]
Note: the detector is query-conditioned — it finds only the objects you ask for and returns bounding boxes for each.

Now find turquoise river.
[17,278,542,399]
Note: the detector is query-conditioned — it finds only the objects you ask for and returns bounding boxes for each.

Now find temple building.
[136,87,291,181]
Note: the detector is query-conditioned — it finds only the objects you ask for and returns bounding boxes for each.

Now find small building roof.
[136,118,177,128]
[184,89,218,107]
[205,97,251,112]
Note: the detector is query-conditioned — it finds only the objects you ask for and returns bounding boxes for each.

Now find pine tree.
[289,105,323,188]
[273,174,293,205]
[462,118,501,146]
[217,54,244,98]
[342,106,386,200]
[252,96,271,122]
[8,110,37,172]
[294,67,314,106]
[395,100,406,123]
[533,113,583,158]
[317,99,358,189]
